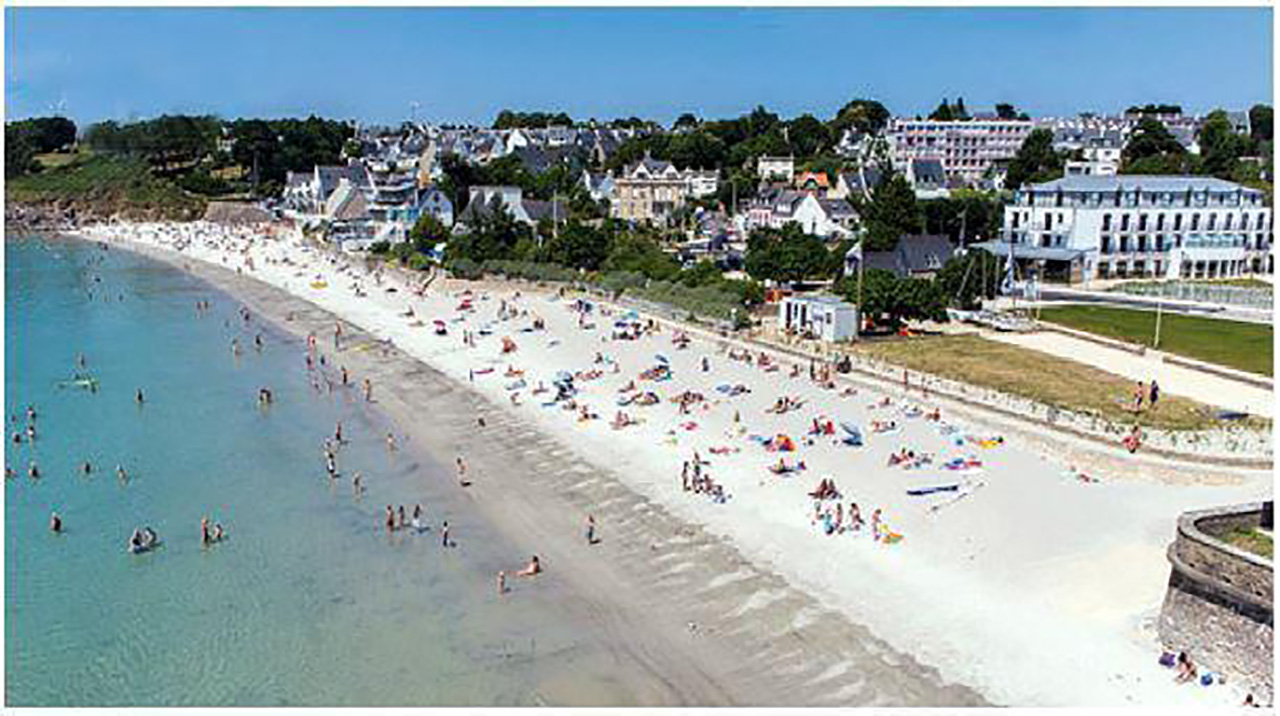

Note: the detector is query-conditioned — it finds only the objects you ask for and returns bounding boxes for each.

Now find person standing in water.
[135,388,145,405]
[384,506,396,533]
[496,571,507,596]
[201,516,212,546]
[50,511,62,533]
[334,422,343,443]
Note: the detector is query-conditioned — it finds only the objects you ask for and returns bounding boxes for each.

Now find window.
[1191,213,1200,231]
[1208,214,1217,231]
[1138,214,1147,231]
[1174,214,1183,231]
[1156,235,1165,252]
[1138,235,1147,252]
[1101,236,1112,254]
[1102,213,1112,231]
[1120,236,1129,252]
[1012,212,1020,229]
[1156,214,1164,231]
[1225,214,1233,231]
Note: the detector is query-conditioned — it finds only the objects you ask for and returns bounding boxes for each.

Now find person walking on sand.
[441,521,451,547]
[363,378,373,402]
[585,514,597,545]
[1149,379,1160,409]
[496,570,507,596]
[456,456,470,486]
[341,367,349,386]
[386,432,397,452]
[334,322,343,350]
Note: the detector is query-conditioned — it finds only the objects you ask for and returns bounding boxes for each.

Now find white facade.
[757,155,795,181]
[780,295,858,342]
[1002,175,1273,280]
[888,118,1032,184]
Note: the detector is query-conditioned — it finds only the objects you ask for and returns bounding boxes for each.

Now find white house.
[779,295,858,342]
[757,155,795,181]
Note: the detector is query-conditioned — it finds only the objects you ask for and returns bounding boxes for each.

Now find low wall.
[1159,503,1274,703]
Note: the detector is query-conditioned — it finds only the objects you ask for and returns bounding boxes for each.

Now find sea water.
[3,235,601,706]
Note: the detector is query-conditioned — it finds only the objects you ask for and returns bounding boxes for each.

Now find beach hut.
[779,295,858,342]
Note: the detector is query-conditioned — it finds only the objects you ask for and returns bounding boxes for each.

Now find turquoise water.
[4,235,593,706]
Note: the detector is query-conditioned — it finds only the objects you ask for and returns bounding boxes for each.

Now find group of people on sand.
[681,453,728,503]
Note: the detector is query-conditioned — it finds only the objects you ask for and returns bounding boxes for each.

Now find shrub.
[368,240,391,255]
[447,257,483,280]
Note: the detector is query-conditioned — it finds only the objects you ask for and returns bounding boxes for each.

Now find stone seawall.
[1158,502,1274,703]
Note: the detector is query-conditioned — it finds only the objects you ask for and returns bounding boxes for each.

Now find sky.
[4,7,1273,128]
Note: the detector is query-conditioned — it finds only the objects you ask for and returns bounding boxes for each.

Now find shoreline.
[55,223,1271,706]
[46,231,985,706]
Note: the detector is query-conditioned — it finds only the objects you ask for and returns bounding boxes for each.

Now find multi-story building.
[888,117,1032,184]
[988,175,1273,282]
[610,156,718,225]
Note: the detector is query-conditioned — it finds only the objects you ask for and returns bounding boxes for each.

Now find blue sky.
[4,7,1273,127]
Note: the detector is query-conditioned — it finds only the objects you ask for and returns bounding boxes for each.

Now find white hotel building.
[984,175,1273,283]
[888,117,1033,185]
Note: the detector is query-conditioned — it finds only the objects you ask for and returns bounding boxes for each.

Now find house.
[683,168,720,198]
[454,185,567,232]
[887,117,1033,185]
[580,171,616,202]
[844,234,955,279]
[794,171,830,194]
[757,155,795,181]
[747,187,856,240]
[414,187,454,227]
[779,295,859,342]
[831,168,884,200]
[611,155,688,225]
[907,159,948,198]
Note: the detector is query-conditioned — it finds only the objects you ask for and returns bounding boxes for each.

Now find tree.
[1126,104,1182,116]
[920,191,1004,245]
[408,213,451,251]
[673,113,700,131]
[858,172,922,252]
[5,125,39,178]
[840,269,946,330]
[1199,109,1247,179]
[830,99,890,137]
[1249,104,1273,144]
[602,230,680,280]
[1005,128,1065,190]
[934,249,1002,309]
[929,98,954,122]
[744,224,838,284]
[786,114,831,157]
[1121,118,1189,172]
[544,220,611,271]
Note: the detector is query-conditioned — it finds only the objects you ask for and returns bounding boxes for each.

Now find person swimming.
[28,461,40,479]
[116,465,129,483]
[81,460,93,475]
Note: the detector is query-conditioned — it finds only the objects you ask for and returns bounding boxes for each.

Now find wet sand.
[93,237,988,707]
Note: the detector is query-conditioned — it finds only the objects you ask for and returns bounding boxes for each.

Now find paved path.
[978,328,1273,418]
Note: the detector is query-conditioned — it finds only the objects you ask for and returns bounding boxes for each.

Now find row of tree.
[5,116,77,179]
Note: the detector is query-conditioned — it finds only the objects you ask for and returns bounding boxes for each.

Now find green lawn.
[847,334,1258,431]
[1037,305,1273,377]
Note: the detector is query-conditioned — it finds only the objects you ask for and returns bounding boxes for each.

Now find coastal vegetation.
[6,152,206,221]
[1036,305,1274,377]
[849,333,1247,431]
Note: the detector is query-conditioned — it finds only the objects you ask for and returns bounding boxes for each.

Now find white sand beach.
[76,221,1272,707]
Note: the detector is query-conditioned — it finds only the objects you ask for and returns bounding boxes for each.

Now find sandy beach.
[73,220,1272,706]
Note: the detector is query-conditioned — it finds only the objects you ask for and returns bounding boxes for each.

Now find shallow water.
[4,235,626,706]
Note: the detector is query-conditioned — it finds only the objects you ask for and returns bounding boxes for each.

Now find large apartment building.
[990,175,1273,282]
[888,117,1033,184]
